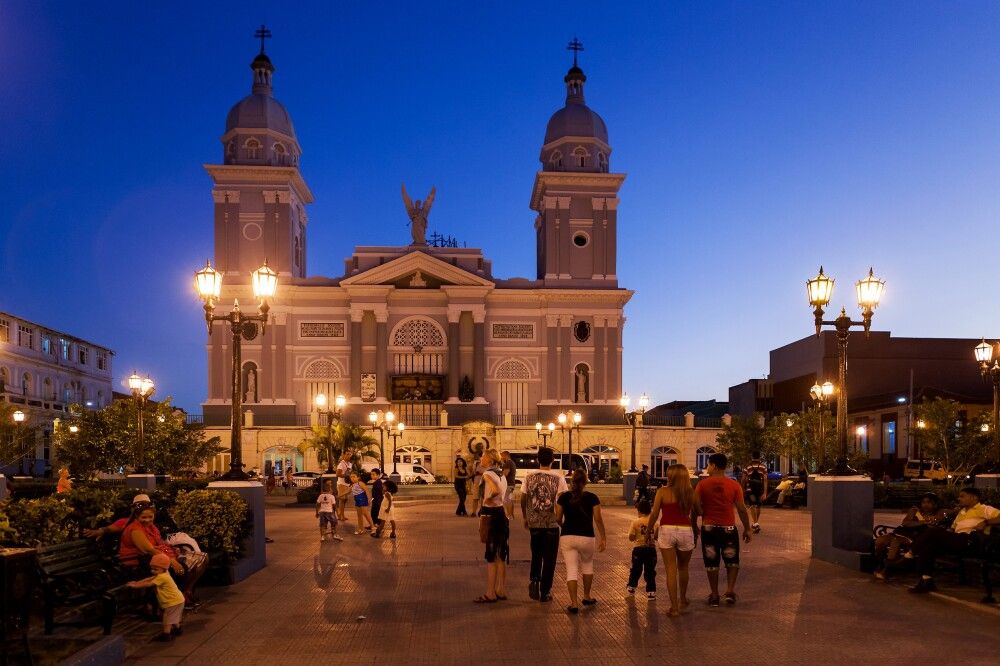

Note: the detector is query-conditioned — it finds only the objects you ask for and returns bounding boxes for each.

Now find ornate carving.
[494,359,530,380]
[391,318,445,348]
[492,323,534,340]
[304,360,341,379]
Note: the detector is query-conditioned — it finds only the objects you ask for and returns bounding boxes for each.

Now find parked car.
[902,460,949,482]
[388,463,435,485]
[292,471,323,488]
[507,450,591,486]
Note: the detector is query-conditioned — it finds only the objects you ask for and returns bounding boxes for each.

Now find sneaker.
[909,578,937,594]
[647,591,656,600]
[626,586,636,595]
[752,523,761,534]
[389,532,397,539]
[320,536,327,542]
[153,633,173,642]
[723,592,736,605]
[708,594,720,607]
[370,532,380,539]
[354,530,363,535]
[529,580,540,601]
[540,594,553,602]
[171,626,183,636]
[332,535,344,541]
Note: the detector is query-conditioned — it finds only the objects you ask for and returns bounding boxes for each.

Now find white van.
[363,461,436,485]
[507,450,590,486]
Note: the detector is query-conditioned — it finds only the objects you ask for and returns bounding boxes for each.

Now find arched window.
[572,146,588,168]
[273,142,286,165]
[62,383,73,404]
[549,150,563,169]
[303,359,342,411]
[21,373,31,397]
[294,236,300,268]
[696,446,717,474]
[598,152,608,172]
[494,359,530,420]
[244,137,261,160]
[391,318,445,349]
[583,445,620,480]
[390,318,447,375]
[226,139,236,163]
[651,447,679,479]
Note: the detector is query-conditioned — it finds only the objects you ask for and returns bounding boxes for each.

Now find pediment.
[339,251,495,289]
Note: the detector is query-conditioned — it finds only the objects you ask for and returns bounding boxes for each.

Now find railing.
[252,414,313,427]
[391,402,441,427]
[185,414,204,425]
[641,415,687,427]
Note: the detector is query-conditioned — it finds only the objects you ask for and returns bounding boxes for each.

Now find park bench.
[871,525,1000,603]
[35,539,143,634]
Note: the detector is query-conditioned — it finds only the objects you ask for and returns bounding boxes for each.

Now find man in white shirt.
[335,452,352,521]
[909,487,1000,593]
[520,447,568,602]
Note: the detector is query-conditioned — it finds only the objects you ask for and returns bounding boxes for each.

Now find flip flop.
[473,595,498,603]
[567,606,579,614]
[581,598,598,606]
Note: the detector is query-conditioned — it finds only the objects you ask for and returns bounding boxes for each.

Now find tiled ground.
[118,501,997,664]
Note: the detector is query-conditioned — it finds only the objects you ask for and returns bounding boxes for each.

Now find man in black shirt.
[369,468,385,537]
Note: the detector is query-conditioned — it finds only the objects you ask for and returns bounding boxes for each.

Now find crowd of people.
[451,446,753,616]
[315,452,398,542]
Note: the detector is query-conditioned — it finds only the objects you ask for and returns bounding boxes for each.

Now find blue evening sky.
[3,2,1000,411]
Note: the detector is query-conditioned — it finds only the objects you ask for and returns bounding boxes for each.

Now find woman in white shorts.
[555,470,607,614]
[647,463,698,617]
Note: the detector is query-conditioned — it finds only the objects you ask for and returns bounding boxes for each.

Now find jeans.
[628,546,657,591]
[454,479,468,515]
[912,527,972,577]
[529,528,560,596]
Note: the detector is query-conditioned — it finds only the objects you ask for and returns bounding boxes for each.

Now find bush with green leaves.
[64,486,128,531]
[3,496,74,546]
[172,489,249,560]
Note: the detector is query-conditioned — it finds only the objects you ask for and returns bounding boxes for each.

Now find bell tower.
[206,29,313,280]
[530,41,624,288]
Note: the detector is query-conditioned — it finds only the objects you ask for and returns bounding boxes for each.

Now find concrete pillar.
[546,316,559,401]
[810,476,874,569]
[684,412,695,428]
[244,409,254,428]
[350,313,363,398]
[375,315,388,402]
[606,322,620,401]
[722,414,732,426]
[473,318,486,399]
[448,315,461,399]
[560,319,571,402]
[595,319,607,401]
[208,481,266,582]
[440,409,449,427]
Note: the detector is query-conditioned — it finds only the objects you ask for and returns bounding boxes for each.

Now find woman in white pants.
[555,469,607,614]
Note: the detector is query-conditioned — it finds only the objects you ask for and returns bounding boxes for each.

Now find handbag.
[479,514,491,544]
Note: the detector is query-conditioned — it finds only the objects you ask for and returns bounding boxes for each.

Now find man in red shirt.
[693,453,752,607]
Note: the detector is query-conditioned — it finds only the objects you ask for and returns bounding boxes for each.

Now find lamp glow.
[855,268,885,310]
[975,339,993,364]
[12,410,25,423]
[807,266,834,307]
[314,393,328,409]
[194,260,222,301]
[251,260,278,300]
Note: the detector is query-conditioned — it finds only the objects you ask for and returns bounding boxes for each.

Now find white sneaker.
[354,530,363,535]
[320,536,327,542]
[627,586,636,595]
[647,591,656,599]
[333,535,344,541]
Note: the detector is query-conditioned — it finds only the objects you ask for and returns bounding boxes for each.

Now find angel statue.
[401,183,436,245]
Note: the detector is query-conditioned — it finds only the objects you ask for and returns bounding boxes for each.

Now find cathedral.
[201,38,721,477]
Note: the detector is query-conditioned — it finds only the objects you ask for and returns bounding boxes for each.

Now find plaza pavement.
[119,498,997,665]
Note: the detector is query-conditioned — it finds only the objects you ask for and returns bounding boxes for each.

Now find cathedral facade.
[201,42,722,477]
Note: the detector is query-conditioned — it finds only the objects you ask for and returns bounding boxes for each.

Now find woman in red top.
[119,505,207,605]
[647,464,698,616]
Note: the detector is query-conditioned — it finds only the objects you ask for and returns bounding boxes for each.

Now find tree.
[765,410,837,473]
[56,398,223,478]
[299,422,379,472]
[913,397,990,484]
[715,415,771,468]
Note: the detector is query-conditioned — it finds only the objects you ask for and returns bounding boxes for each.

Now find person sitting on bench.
[907,487,1000,593]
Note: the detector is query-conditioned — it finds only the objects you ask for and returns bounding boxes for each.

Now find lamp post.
[535,421,556,448]
[127,371,155,474]
[558,411,582,470]
[369,410,395,472]
[809,380,834,458]
[387,422,405,483]
[195,259,277,481]
[974,339,1000,465]
[806,267,885,475]
[315,393,346,473]
[12,410,26,475]
[620,393,650,472]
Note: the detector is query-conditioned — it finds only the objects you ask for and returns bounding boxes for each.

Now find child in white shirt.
[316,481,342,542]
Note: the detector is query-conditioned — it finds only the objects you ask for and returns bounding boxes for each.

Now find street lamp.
[558,411,582,470]
[127,371,155,474]
[195,259,277,481]
[315,393,346,473]
[974,339,1000,465]
[809,380,834,454]
[387,422,405,483]
[535,421,556,448]
[807,266,885,475]
[11,410,26,474]
[369,410,396,475]
[620,392,649,472]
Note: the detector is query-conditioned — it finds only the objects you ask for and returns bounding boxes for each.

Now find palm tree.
[299,422,381,473]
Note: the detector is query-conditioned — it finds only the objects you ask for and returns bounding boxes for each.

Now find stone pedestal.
[810,475,873,569]
[126,474,157,490]
[974,473,1000,489]
[208,481,265,583]
[623,472,638,506]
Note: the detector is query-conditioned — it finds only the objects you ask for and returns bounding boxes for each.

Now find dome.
[544,103,608,145]
[225,94,296,138]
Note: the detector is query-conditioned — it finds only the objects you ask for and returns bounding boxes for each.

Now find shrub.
[63,487,129,532]
[4,496,74,546]
[8,479,58,500]
[608,467,623,484]
[172,489,249,560]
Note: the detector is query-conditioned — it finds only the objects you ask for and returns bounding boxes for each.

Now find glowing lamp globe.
[194,261,222,301]
[855,268,885,310]
[251,261,278,300]
[974,339,993,364]
[806,267,834,307]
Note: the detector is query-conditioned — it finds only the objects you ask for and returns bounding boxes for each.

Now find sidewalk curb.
[928,591,1000,617]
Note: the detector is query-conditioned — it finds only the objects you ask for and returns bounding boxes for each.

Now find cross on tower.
[567,37,584,66]
[255,24,272,53]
